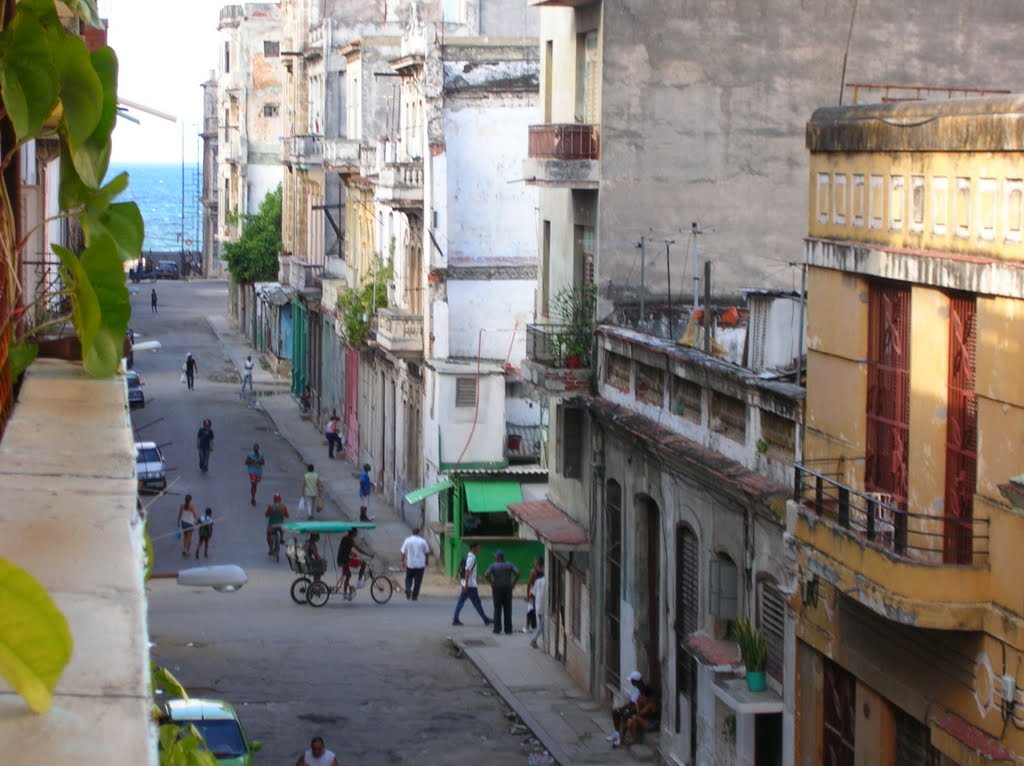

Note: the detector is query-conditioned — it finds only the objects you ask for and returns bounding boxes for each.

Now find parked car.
[157,698,261,765]
[135,441,166,492]
[154,260,180,279]
[126,370,144,408]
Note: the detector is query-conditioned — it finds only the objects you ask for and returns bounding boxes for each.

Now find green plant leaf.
[0,11,60,140]
[62,0,102,27]
[87,202,144,262]
[8,342,39,382]
[0,557,73,713]
[54,236,131,377]
[70,44,118,188]
[152,665,189,700]
[58,142,90,210]
[56,35,104,186]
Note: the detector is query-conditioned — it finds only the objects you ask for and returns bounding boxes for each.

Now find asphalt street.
[134,280,535,765]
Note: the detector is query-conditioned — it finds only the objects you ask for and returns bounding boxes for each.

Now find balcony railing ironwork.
[794,464,989,564]
[528,124,599,161]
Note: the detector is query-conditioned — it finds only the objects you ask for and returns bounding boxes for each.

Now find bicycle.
[284,525,394,607]
[268,525,284,563]
[306,558,394,607]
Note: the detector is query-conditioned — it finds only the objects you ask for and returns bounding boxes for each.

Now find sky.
[103,0,221,164]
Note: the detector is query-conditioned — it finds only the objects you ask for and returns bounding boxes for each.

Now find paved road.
[134,281,534,765]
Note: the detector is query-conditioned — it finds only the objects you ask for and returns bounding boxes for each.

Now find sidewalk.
[208,313,655,765]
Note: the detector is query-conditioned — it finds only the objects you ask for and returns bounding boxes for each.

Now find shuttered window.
[709,556,738,619]
[455,377,476,408]
[605,481,622,688]
[895,709,940,766]
[759,582,785,681]
[559,407,584,479]
[943,295,977,564]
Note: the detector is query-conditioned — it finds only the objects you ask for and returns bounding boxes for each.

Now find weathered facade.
[199,71,220,278]
[792,97,1024,764]
[527,0,1022,317]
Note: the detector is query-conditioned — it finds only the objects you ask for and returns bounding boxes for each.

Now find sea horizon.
[111,162,204,254]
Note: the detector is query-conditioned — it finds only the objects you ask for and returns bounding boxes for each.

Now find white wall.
[247,166,283,214]
[446,279,533,361]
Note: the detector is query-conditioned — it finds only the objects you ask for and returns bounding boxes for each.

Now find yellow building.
[793,97,1024,765]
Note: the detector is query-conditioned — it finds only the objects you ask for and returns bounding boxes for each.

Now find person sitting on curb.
[607,670,645,746]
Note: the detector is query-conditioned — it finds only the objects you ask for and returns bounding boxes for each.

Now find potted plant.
[734,617,768,692]
[552,284,597,368]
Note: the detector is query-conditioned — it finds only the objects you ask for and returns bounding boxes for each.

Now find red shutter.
[944,296,977,564]
[866,283,911,553]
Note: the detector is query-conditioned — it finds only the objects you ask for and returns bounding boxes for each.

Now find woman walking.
[195,508,214,559]
[177,494,200,557]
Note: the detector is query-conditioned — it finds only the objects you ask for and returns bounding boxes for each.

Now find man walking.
[240,355,254,397]
[294,735,340,766]
[484,549,519,635]
[325,413,342,459]
[529,560,546,649]
[196,418,214,473]
[245,443,265,506]
[185,352,198,390]
[358,463,375,521]
[150,288,158,313]
[301,463,322,519]
[400,527,430,601]
[452,542,492,627]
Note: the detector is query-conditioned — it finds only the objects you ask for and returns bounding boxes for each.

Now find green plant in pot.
[552,283,596,368]
[734,617,768,692]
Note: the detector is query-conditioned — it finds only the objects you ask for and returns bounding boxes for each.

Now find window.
[570,574,582,640]
[709,554,737,619]
[710,391,746,442]
[944,295,976,564]
[558,406,583,479]
[866,283,910,551]
[636,362,664,407]
[224,41,230,73]
[262,104,279,118]
[823,659,856,766]
[263,40,279,57]
[671,377,702,423]
[760,410,795,453]
[605,481,623,688]
[455,377,476,408]
[758,581,785,681]
[675,524,698,735]
[541,221,551,316]
[604,352,630,391]
[895,708,941,766]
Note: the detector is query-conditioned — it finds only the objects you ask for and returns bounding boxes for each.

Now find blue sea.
[109,162,203,254]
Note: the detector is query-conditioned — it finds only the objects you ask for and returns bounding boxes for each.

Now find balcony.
[375,160,424,213]
[359,143,378,178]
[323,137,360,172]
[282,255,324,291]
[374,308,423,356]
[791,464,991,630]
[523,124,599,189]
[522,323,592,396]
[287,134,323,167]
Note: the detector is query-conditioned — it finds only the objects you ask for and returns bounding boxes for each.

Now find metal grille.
[671,376,702,423]
[823,659,856,766]
[636,361,664,406]
[455,376,476,408]
[944,295,977,564]
[604,351,631,391]
[711,390,747,441]
[761,410,796,452]
[605,480,622,689]
[895,708,940,766]
[866,283,911,553]
[760,583,785,681]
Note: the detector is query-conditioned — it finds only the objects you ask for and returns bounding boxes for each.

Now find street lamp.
[172,565,248,592]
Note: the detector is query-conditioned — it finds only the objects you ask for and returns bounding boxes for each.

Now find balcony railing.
[288,134,323,164]
[375,160,423,212]
[323,137,360,171]
[794,465,989,564]
[359,144,378,177]
[528,124,599,161]
[374,308,423,355]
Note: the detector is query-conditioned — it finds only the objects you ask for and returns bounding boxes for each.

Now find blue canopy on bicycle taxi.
[281,520,376,535]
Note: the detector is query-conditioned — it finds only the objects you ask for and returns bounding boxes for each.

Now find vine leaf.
[0,11,60,140]
[56,34,104,187]
[0,557,73,713]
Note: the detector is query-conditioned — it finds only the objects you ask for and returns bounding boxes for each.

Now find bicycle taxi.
[282,520,394,606]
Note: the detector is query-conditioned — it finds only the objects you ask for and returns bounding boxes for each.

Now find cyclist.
[265,493,289,555]
[337,527,372,600]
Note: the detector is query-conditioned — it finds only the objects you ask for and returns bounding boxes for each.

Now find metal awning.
[507,500,588,548]
[404,478,453,505]
[463,480,522,513]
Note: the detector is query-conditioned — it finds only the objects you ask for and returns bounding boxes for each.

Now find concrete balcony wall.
[375,160,424,212]
[323,137,360,172]
[0,360,152,764]
[374,308,423,356]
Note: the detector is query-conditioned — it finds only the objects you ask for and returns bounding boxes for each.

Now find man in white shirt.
[294,736,340,766]
[529,561,546,649]
[451,542,493,627]
[400,527,431,600]
[240,354,254,396]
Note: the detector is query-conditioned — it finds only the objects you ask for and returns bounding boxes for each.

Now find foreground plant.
[0,0,143,380]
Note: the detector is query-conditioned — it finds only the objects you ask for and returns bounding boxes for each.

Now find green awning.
[404,478,453,505]
[463,480,523,513]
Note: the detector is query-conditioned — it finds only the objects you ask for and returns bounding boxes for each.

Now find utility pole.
[665,239,675,339]
[691,222,702,309]
[703,260,712,354]
[638,235,646,321]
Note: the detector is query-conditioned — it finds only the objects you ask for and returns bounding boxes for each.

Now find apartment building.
[791,97,1024,765]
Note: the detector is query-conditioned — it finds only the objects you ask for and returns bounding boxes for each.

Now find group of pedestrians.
[176,493,214,559]
[450,547,547,646]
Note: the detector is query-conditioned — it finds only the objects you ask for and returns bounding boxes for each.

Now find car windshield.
[127,372,140,386]
[137,448,161,463]
[178,719,246,758]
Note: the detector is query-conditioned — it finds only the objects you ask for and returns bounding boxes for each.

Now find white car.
[135,441,167,492]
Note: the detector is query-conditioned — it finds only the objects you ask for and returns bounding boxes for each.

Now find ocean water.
[109,162,203,254]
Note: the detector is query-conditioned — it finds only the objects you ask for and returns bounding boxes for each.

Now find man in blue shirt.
[359,463,375,521]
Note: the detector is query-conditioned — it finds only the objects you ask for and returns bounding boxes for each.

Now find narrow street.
[135,280,531,765]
